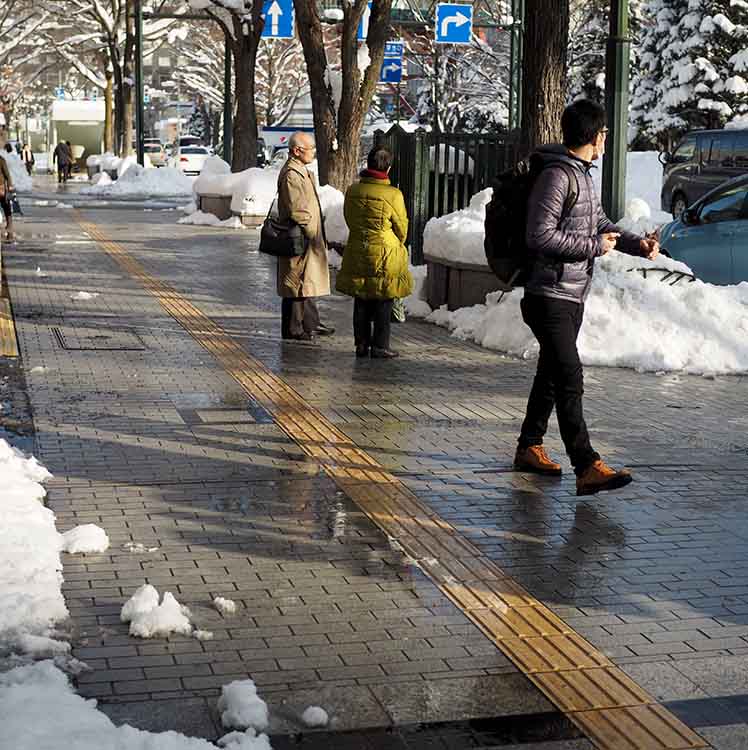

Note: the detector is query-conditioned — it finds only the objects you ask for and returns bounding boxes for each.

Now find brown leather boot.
[576,460,632,496]
[514,445,562,476]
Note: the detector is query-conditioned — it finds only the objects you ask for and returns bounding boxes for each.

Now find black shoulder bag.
[259,195,308,258]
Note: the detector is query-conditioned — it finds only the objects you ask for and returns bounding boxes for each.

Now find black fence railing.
[373,125,520,263]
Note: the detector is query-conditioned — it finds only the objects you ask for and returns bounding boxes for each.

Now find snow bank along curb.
[187,158,349,246]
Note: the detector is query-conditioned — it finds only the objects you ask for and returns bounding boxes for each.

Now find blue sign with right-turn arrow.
[435,3,473,44]
[380,41,404,83]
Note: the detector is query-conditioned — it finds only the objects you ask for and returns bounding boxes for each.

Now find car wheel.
[671,194,687,219]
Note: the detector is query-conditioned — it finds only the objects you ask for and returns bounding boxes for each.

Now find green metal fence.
[374,125,519,263]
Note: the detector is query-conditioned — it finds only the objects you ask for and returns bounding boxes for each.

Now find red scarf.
[362,168,389,180]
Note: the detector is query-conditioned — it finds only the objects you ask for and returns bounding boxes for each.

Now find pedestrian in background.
[65,141,74,180]
[0,154,16,241]
[53,141,70,184]
[336,146,413,359]
[21,143,34,176]
[514,99,660,496]
[276,132,335,342]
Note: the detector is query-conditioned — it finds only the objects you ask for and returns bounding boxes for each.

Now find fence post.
[411,128,429,265]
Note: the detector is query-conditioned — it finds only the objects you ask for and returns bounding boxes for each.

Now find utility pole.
[602,0,629,221]
[134,0,145,166]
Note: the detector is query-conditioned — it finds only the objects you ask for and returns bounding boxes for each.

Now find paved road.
[3,200,748,749]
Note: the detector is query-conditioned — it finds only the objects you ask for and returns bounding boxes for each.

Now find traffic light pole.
[601,0,630,221]
[135,0,145,166]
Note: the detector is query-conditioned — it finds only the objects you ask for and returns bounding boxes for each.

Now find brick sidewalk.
[5,204,748,747]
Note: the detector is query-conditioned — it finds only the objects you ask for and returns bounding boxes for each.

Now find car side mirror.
[682,207,699,225]
[659,151,672,165]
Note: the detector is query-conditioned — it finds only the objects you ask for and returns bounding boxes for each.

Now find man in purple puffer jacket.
[514,99,660,496]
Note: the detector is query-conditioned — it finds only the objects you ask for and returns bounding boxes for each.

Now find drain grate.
[52,326,146,351]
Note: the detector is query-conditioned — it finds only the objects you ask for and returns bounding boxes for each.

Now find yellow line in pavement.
[0,298,19,357]
[78,215,709,750]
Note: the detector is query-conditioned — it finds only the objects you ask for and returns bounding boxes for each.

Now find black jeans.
[353,298,393,351]
[518,294,599,475]
[281,297,319,338]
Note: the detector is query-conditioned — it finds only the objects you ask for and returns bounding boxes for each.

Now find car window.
[735,134,748,170]
[181,147,208,154]
[700,183,748,223]
[672,136,697,164]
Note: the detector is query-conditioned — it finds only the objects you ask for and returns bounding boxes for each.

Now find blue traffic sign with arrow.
[380,40,404,83]
[435,3,473,44]
[261,0,294,38]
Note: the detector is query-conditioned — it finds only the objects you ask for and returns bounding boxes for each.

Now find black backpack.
[484,154,579,289]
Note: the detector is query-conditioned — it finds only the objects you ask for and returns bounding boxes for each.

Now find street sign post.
[435,3,473,44]
[261,0,294,39]
[357,2,373,41]
[380,40,404,83]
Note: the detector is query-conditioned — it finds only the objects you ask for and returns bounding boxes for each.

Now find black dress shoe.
[282,332,316,342]
[371,347,399,359]
[355,345,370,358]
[316,324,335,336]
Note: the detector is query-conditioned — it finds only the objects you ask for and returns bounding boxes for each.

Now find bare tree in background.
[198,0,264,170]
[292,0,393,190]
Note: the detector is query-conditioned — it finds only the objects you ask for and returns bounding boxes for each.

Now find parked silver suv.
[660,129,748,218]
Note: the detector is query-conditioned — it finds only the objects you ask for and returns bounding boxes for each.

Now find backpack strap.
[543,160,579,221]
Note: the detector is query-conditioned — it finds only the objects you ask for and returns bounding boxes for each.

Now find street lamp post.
[601,0,630,221]
[134,0,145,166]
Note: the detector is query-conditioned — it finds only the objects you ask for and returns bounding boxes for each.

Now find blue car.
[659,174,748,285]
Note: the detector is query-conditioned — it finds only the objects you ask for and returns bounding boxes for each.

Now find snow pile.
[117,155,139,178]
[0,661,274,750]
[179,211,244,228]
[0,438,68,657]
[218,679,269,731]
[192,156,232,194]
[301,706,329,727]
[86,154,102,168]
[81,166,193,197]
[230,168,278,215]
[91,172,112,187]
[318,185,347,245]
[404,264,431,317]
[423,250,748,375]
[120,584,193,638]
[61,524,110,554]
[423,188,490,266]
[100,153,122,172]
[0,151,32,193]
[213,597,237,616]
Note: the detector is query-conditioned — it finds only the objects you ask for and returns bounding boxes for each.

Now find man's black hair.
[367,146,393,172]
[561,99,607,149]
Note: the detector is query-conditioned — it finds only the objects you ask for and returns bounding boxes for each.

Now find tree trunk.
[104,71,114,153]
[293,0,392,191]
[121,0,135,158]
[231,35,260,171]
[521,0,569,154]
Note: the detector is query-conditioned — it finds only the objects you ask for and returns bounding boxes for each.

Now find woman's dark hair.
[561,99,607,149]
[367,146,393,172]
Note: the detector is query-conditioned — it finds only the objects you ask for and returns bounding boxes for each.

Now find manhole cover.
[52,326,146,351]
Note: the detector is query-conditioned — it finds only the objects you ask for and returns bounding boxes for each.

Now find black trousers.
[281,297,319,338]
[353,297,393,350]
[518,294,599,475]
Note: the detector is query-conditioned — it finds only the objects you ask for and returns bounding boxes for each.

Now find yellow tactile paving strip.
[78,216,709,750]
[0,297,19,357]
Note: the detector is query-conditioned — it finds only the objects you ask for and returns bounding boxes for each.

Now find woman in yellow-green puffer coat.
[336,146,413,359]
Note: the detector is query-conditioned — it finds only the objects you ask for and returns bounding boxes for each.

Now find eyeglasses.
[599,128,609,137]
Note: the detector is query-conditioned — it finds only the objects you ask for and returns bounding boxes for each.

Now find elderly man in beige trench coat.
[277,132,335,341]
